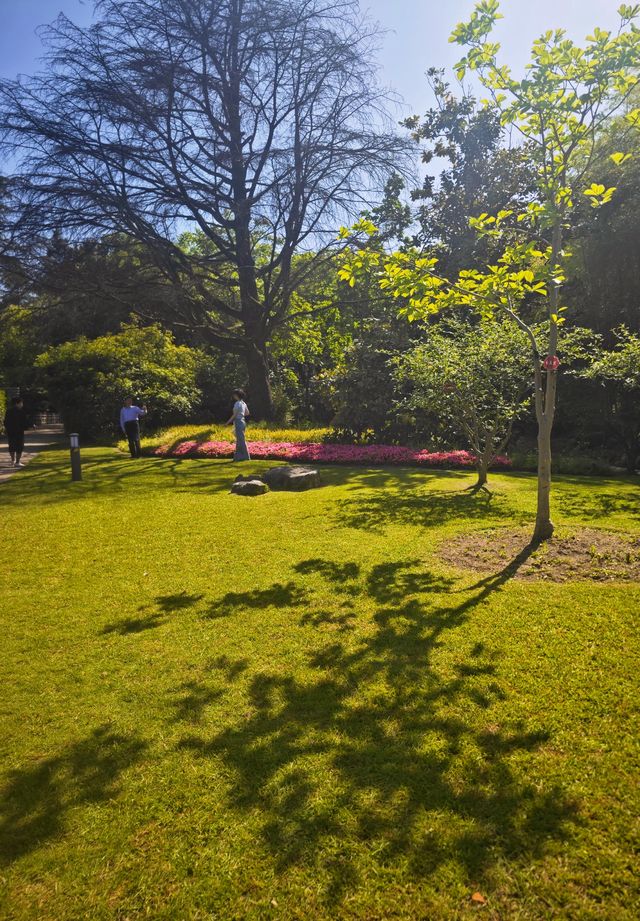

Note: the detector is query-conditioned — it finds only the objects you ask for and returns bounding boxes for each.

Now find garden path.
[0,425,65,484]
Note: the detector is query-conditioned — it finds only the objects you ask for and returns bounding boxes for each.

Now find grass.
[136,421,332,454]
[1,448,639,920]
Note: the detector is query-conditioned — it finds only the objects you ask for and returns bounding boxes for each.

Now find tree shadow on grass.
[204,582,309,620]
[0,725,147,866]
[335,485,522,532]
[101,591,205,635]
[171,656,251,725]
[554,481,640,522]
[101,581,309,635]
[0,452,240,507]
[177,552,576,906]
[318,466,470,492]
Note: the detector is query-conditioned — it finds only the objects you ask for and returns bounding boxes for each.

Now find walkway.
[0,425,66,484]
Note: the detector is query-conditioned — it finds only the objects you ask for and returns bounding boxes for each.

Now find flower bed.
[152,440,511,469]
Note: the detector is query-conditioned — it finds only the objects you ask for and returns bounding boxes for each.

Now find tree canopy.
[0,0,409,418]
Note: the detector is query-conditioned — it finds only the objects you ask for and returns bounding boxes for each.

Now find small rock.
[230,479,269,496]
[262,465,320,491]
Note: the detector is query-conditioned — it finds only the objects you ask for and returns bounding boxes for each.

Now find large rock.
[230,478,269,496]
[262,465,320,491]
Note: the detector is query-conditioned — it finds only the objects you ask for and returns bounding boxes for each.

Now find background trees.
[579,327,640,472]
[1,0,639,477]
[405,69,536,275]
[0,0,408,418]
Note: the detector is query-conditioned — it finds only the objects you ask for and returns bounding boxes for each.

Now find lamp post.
[69,433,82,481]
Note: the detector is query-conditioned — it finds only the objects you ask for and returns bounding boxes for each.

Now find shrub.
[35,324,202,439]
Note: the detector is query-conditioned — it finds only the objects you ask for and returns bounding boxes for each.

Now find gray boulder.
[230,478,269,496]
[262,465,320,491]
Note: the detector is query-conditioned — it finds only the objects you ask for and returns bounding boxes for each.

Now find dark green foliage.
[0,305,42,392]
[330,314,420,443]
[567,129,640,335]
[195,351,246,422]
[9,235,141,343]
[405,69,535,274]
[271,254,368,425]
[271,308,352,425]
[579,327,640,471]
[368,173,413,246]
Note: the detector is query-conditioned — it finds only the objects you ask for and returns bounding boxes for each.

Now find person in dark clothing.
[120,397,147,458]
[3,397,29,467]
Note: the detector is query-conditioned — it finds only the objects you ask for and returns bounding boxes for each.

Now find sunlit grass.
[1,447,639,920]
[129,421,332,454]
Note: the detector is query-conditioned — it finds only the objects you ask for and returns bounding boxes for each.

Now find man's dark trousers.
[8,432,25,457]
[124,420,141,458]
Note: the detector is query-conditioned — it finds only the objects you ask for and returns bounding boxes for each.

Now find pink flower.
[173,440,199,456]
[151,439,512,470]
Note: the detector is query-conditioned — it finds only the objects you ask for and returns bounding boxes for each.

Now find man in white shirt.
[120,397,147,458]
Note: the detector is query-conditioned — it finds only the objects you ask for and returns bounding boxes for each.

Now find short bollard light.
[69,433,82,481]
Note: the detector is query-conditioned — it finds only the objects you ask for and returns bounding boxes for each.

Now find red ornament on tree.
[542,355,560,372]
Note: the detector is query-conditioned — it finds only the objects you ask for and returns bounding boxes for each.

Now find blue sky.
[0,0,623,116]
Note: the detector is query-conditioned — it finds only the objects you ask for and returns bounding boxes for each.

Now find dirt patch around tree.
[439,527,640,582]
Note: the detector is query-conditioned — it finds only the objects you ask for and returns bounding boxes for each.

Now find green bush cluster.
[35,324,204,440]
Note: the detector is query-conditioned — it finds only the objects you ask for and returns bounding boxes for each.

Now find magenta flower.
[151,440,511,470]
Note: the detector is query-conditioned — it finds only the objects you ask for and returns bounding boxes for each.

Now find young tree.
[0,0,408,419]
[342,2,640,541]
[395,318,532,489]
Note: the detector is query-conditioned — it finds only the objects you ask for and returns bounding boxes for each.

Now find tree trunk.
[531,220,562,543]
[245,343,274,421]
[474,440,494,489]
[474,460,488,488]
[533,412,554,542]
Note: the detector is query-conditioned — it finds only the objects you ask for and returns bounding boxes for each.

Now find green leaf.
[618,4,640,21]
[610,152,632,165]
[625,108,640,127]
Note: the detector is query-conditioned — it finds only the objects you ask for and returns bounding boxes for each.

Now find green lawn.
[1,447,639,920]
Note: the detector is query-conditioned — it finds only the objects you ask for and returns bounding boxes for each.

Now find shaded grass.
[0,448,639,920]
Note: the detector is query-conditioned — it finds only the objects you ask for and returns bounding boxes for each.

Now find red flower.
[153,440,512,470]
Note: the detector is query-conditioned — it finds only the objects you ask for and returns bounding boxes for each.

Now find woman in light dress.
[227,388,250,461]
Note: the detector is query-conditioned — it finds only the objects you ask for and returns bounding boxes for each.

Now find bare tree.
[0,0,409,417]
